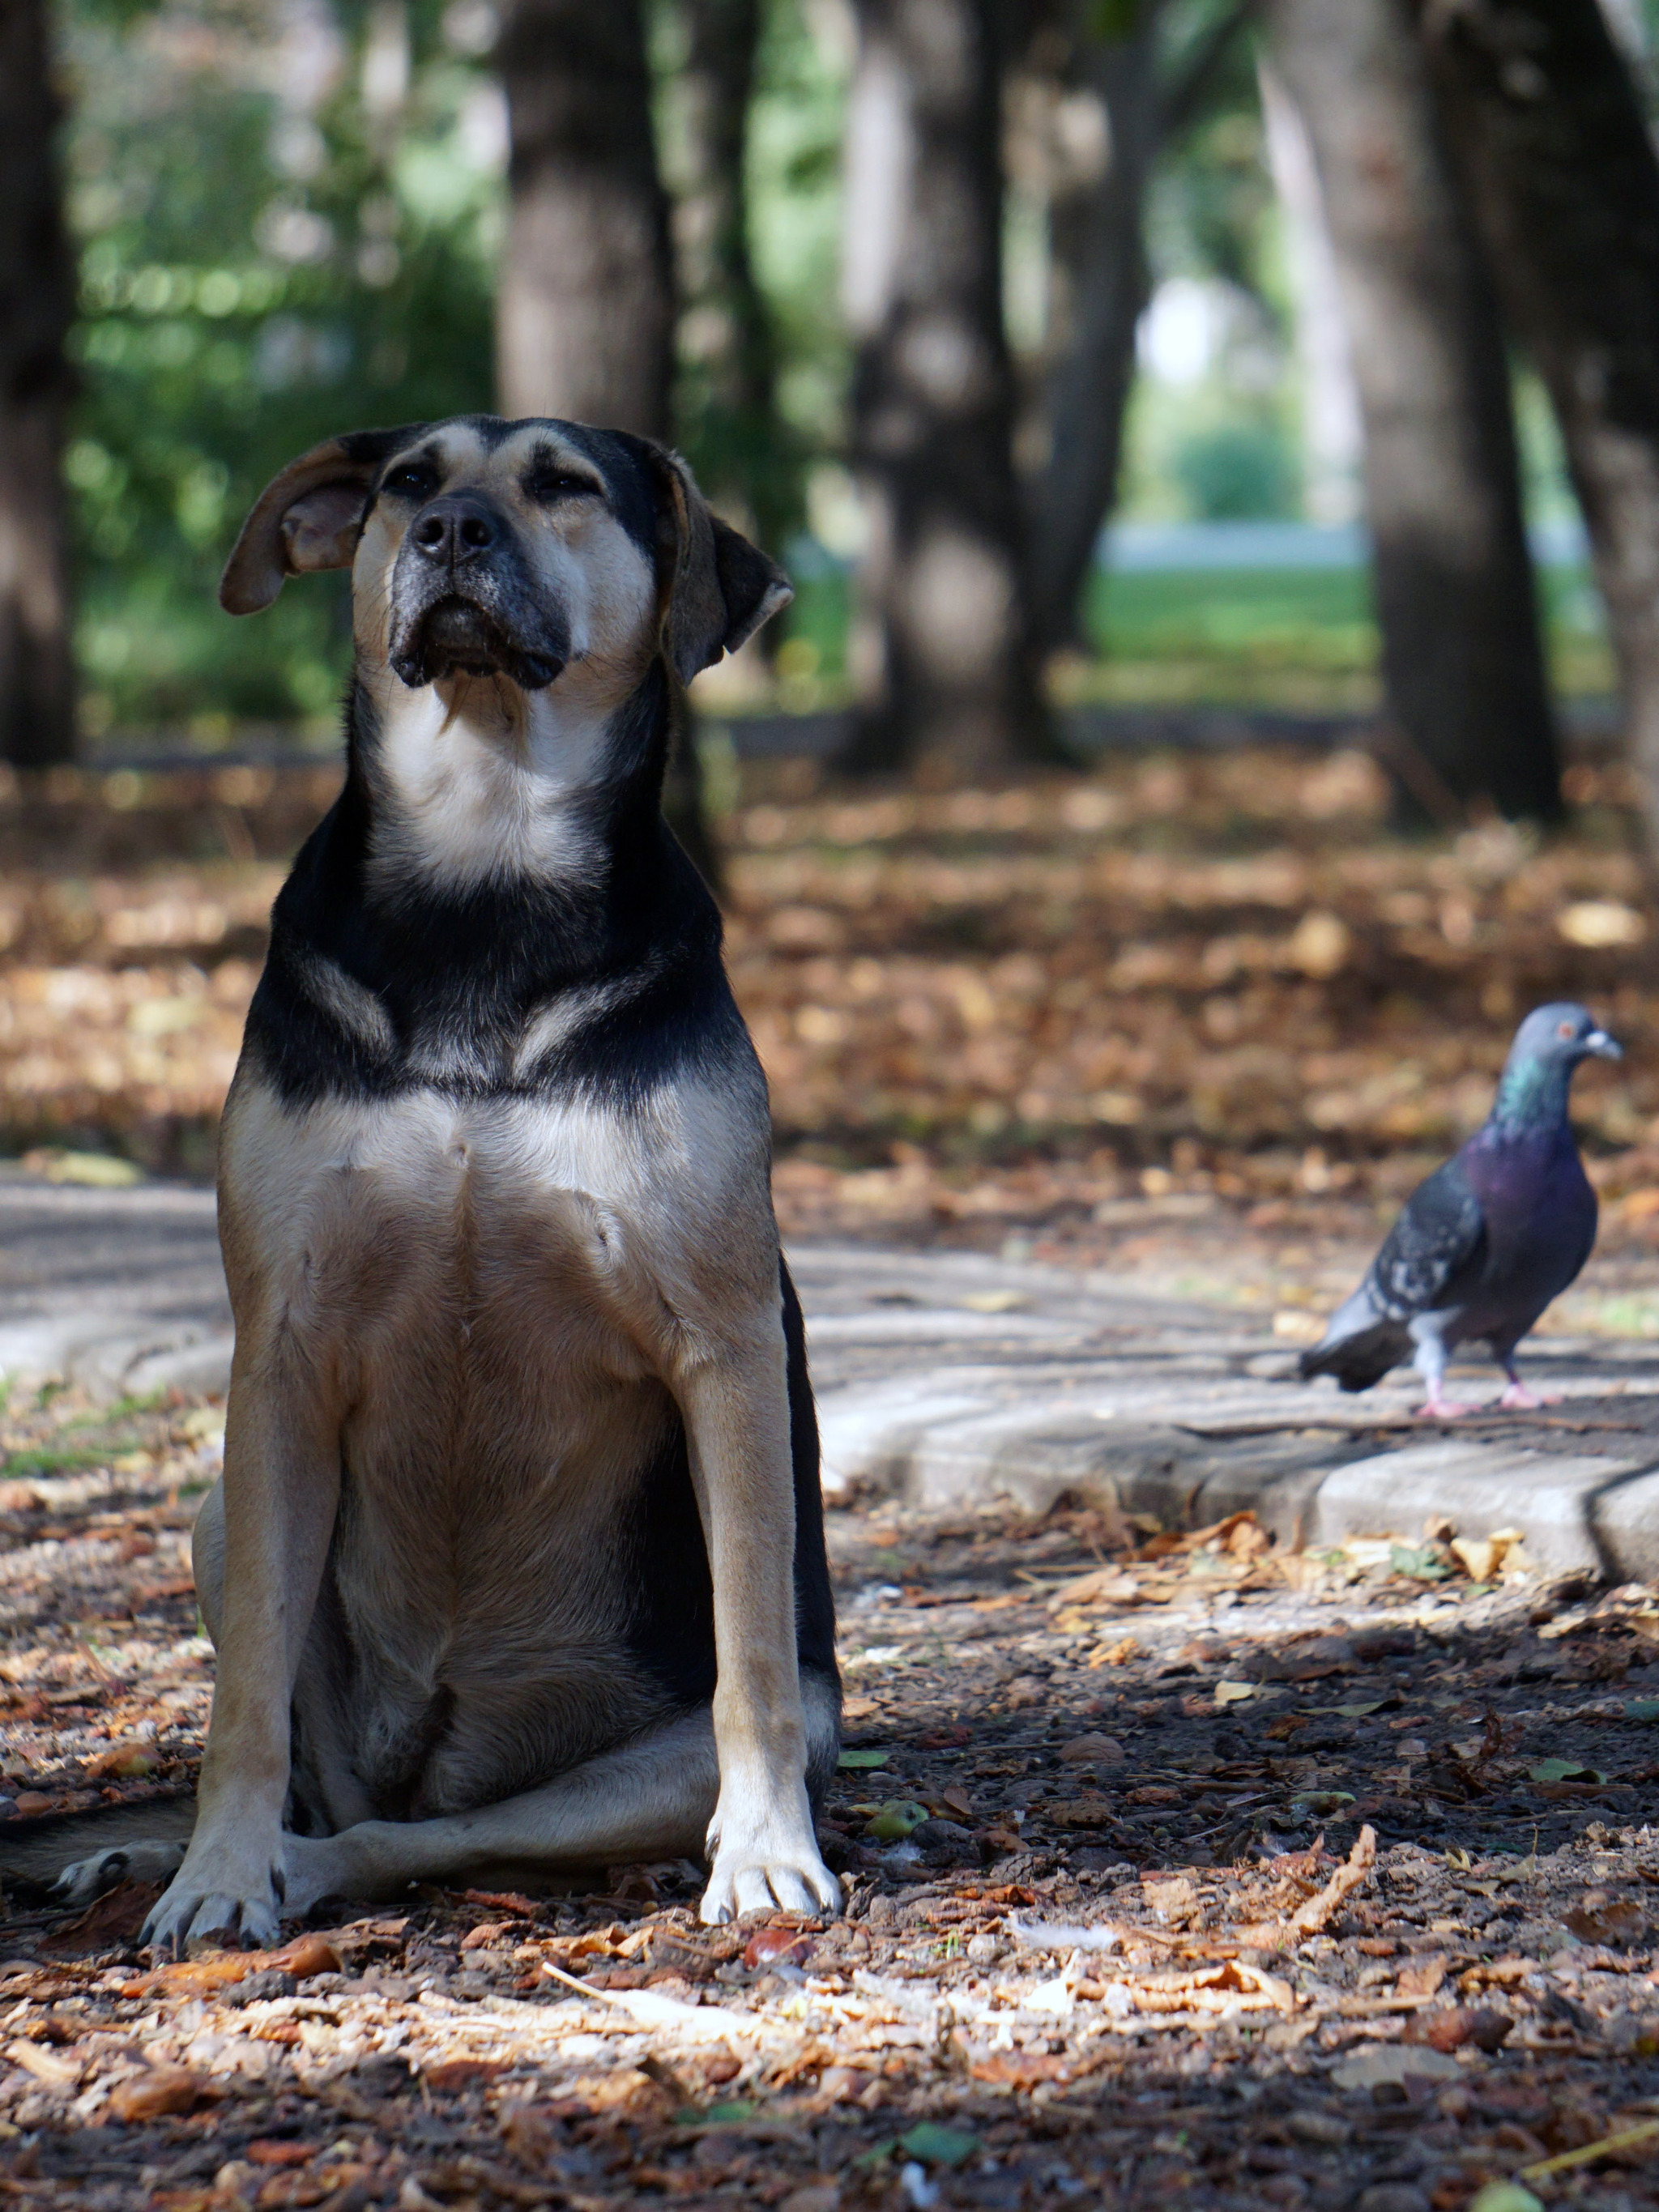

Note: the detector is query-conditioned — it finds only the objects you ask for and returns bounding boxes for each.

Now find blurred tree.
[1,0,76,766]
[667,0,795,560]
[1264,0,1562,825]
[496,0,672,432]
[1417,0,1659,847]
[497,0,719,880]
[62,0,497,731]
[840,0,1051,775]
[1026,0,1253,658]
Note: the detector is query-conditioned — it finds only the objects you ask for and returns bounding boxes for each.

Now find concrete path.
[6,1175,1659,1577]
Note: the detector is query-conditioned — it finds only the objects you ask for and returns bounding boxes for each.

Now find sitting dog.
[55,416,842,1947]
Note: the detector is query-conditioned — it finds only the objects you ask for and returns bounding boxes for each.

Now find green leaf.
[853,2138,899,2168]
[838,1749,890,1769]
[864,1797,928,1841]
[1088,0,1145,38]
[676,2099,755,2125]
[1468,2185,1545,2212]
[1528,1758,1605,1784]
[1389,1543,1453,1581]
[1290,1790,1356,1818]
[1627,1699,1659,1723]
[899,2122,979,2168]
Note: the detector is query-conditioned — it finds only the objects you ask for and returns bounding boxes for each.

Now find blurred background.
[6,0,1659,1327]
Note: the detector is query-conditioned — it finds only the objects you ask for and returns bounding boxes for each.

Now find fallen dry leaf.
[107,2065,215,2120]
[5,2039,79,2090]
[1119,1958,1295,2014]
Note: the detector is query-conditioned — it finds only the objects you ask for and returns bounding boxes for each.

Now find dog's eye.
[383,464,437,500]
[525,469,596,505]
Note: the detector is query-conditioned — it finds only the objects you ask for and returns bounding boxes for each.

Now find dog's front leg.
[675,1318,841,1924]
[144,1350,340,1953]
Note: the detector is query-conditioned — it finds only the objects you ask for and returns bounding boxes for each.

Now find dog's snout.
[409,497,498,567]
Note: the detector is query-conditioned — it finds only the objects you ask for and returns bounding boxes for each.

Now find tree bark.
[840,0,1052,776]
[1264,0,1562,824]
[497,0,721,885]
[1416,0,1659,846]
[673,0,792,556]
[496,0,674,435]
[1026,19,1160,658]
[0,0,75,769]
[1024,0,1250,658]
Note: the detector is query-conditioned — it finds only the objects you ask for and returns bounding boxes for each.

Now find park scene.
[5,0,1659,2207]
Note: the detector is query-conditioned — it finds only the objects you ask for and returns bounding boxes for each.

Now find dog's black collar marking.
[247,660,740,1111]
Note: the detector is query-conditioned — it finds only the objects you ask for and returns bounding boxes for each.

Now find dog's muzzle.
[387,496,568,691]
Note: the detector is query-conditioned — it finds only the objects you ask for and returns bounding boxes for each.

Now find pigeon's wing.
[1368,1155,1486,1322]
[1299,1155,1486,1393]
[1297,1283,1410,1390]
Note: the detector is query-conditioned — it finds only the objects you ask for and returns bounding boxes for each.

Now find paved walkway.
[6,1176,1659,1576]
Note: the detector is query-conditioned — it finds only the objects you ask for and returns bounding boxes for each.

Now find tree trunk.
[1026,20,1161,658]
[673,0,792,556]
[0,0,75,769]
[497,0,720,885]
[840,0,1052,777]
[1415,0,1659,846]
[496,0,674,435]
[1264,0,1562,825]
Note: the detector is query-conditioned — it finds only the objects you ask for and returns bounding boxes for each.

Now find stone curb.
[0,1182,1654,1581]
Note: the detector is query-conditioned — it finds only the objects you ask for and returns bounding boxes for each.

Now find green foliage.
[1172,422,1295,519]
[62,0,501,731]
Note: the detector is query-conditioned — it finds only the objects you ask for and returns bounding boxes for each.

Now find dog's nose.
[409,497,497,567]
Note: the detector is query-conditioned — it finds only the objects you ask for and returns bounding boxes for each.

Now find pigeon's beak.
[1585,1029,1623,1059]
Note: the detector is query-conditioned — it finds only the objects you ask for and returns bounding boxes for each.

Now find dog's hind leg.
[278,1670,840,1916]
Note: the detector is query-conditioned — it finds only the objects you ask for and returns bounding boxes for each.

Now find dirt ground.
[1,747,1658,2204]
[0,1385,1654,2210]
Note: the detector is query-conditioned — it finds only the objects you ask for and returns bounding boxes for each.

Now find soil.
[0,1391,1654,2208]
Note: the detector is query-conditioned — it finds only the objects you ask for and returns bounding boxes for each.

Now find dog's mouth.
[390,596,565,693]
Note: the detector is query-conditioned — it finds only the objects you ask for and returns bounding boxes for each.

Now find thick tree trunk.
[496,0,674,435]
[496,0,719,885]
[1264,0,1562,825]
[840,0,1052,777]
[1416,0,1659,848]
[673,0,791,556]
[1026,23,1160,658]
[0,0,75,769]
[1023,0,1251,658]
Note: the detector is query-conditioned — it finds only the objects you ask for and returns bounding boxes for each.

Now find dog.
[54,416,842,1947]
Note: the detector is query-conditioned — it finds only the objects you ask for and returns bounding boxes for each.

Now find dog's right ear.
[220,424,429,615]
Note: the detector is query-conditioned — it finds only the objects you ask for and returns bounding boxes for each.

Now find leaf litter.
[0,758,1658,2197]
[0,1409,1652,2206]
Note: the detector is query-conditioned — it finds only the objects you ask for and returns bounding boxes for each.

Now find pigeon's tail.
[1297,1285,1410,1393]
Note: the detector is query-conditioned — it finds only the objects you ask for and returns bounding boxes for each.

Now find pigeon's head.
[1509,1002,1622,1072]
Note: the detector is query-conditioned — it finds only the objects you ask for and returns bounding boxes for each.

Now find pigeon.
[1299,1003,1620,1416]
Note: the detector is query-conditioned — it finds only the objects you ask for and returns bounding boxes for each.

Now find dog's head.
[220,416,791,698]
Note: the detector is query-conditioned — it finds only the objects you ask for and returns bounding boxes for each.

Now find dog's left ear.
[643,445,793,682]
[220,424,429,615]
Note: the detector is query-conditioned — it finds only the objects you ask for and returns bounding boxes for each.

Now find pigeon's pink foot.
[1416,1394,1475,1420]
[1499,1381,1560,1410]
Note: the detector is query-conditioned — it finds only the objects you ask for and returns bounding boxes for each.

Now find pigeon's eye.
[1559,1021,1576,1038]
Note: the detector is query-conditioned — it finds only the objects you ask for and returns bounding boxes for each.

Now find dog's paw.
[700,1839,842,1924]
[142,1856,283,1955]
[51,1840,186,1908]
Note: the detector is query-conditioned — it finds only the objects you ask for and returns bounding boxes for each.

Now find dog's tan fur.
[57,421,838,1945]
